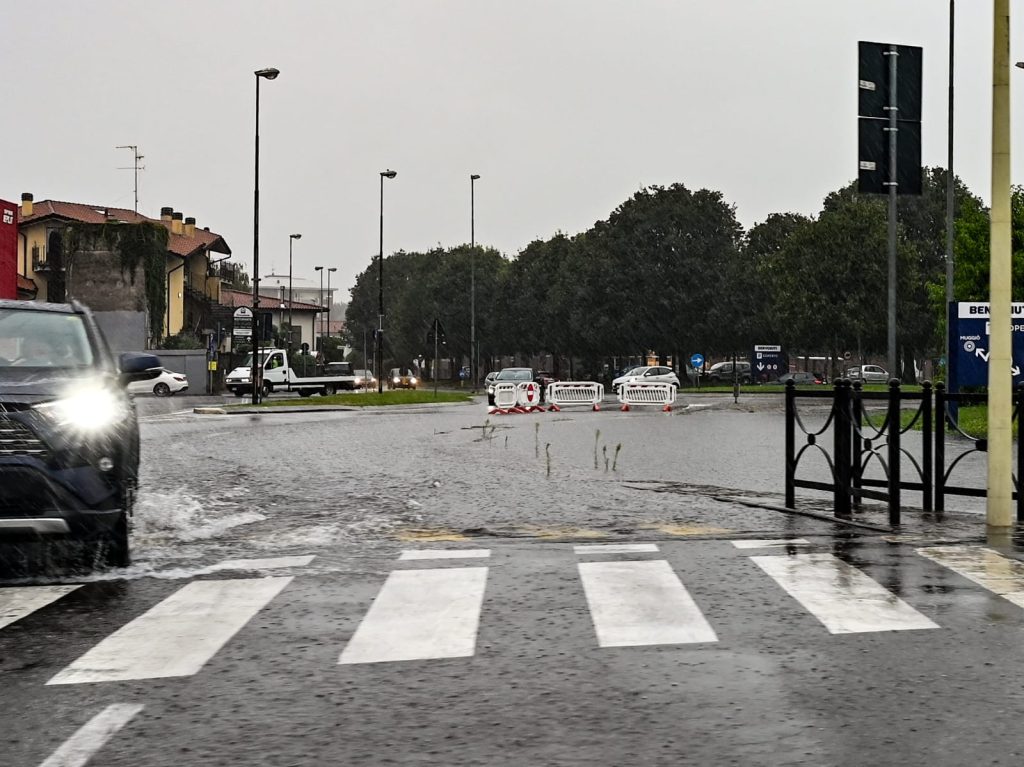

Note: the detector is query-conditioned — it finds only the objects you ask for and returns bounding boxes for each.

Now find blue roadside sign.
[751,345,785,382]
[949,302,1024,388]
[690,353,705,369]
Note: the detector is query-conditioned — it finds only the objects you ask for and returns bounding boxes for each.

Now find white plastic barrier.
[618,381,676,411]
[516,381,545,411]
[545,381,604,412]
[491,382,520,411]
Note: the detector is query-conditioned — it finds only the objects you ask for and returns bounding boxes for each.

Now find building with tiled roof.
[16,193,232,345]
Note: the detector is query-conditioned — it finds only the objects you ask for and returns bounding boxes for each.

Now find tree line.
[344,168,1018,381]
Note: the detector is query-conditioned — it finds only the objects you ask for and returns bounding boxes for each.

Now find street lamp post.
[327,267,337,356]
[288,233,301,350]
[252,66,279,406]
[470,173,480,392]
[377,169,397,393]
[314,266,324,354]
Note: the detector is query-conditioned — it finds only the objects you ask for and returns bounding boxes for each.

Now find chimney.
[160,206,173,222]
[21,192,33,217]
[171,211,183,235]
[184,216,196,238]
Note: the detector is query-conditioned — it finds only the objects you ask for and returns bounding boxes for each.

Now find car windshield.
[0,309,95,369]
[497,369,533,381]
[242,352,271,368]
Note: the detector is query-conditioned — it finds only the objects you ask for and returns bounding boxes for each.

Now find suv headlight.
[38,386,122,433]
[410,377,417,385]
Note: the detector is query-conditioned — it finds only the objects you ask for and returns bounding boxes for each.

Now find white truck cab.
[225,348,356,398]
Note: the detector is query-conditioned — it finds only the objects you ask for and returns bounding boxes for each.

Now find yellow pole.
[988,0,1013,530]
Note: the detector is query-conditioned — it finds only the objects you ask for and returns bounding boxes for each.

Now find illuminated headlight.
[39,387,122,432]
[409,377,417,385]
[393,377,400,384]
[487,386,495,395]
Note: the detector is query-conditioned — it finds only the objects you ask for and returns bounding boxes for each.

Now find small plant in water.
[545,443,552,477]
[594,429,601,469]
[535,421,540,458]
[612,443,622,472]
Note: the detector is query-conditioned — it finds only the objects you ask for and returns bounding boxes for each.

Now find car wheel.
[153,382,171,397]
[232,389,244,397]
[261,381,271,397]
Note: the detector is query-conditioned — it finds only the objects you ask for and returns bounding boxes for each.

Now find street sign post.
[690,353,704,388]
[751,345,785,383]
[232,306,254,342]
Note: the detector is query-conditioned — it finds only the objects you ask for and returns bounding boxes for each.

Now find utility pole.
[885,44,899,380]
[116,145,145,214]
[987,0,1013,530]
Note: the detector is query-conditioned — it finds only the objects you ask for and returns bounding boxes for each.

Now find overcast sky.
[2,2,1021,301]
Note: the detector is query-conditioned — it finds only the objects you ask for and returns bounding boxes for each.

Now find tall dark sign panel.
[857,42,923,196]
[0,199,16,300]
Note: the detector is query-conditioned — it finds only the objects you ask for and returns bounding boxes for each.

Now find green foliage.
[160,332,204,350]
[256,390,473,407]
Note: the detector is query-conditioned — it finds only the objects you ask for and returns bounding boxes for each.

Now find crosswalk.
[6,541,1024,689]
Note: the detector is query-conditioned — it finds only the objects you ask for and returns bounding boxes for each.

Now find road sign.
[948,302,1024,387]
[751,344,785,382]
[232,306,253,338]
[690,353,705,369]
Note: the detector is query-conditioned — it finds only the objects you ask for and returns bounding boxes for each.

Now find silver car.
[846,364,889,384]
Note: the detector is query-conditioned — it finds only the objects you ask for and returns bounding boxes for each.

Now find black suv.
[0,300,160,568]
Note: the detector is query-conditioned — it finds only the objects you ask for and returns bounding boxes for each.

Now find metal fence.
[785,379,1023,526]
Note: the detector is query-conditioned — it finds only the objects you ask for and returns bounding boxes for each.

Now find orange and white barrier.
[516,381,545,412]
[545,382,604,412]
[618,381,676,412]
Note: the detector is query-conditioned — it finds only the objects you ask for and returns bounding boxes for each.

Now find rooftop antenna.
[116,145,145,214]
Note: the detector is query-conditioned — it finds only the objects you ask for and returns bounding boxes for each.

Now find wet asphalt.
[2,392,1021,766]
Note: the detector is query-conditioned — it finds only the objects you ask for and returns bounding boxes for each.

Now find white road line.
[0,585,81,631]
[38,703,144,767]
[577,560,717,647]
[751,553,938,634]
[208,555,316,571]
[398,549,491,560]
[47,577,292,684]
[573,543,660,554]
[916,545,1024,608]
[731,539,811,549]
[339,567,488,664]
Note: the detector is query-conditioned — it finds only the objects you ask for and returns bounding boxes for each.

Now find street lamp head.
[1016,62,1024,69]
[255,67,280,80]
[314,265,324,271]
[381,169,397,179]
[471,174,480,180]
[290,233,302,240]
[328,267,337,272]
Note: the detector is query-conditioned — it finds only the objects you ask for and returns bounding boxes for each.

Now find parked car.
[388,367,419,389]
[612,365,680,394]
[487,367,545,405]
[353,369,376,389]
[0,299,162,568]
[777,371,824,386]
[535,370,557,387]
[704,361,752,384]
[128,367,188,397]
[847,365,889,384]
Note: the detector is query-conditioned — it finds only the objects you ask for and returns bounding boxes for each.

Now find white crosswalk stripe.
[0,585,81,630]
[751,553,939,634]
[339,567,488,664]
[47,577,293,684]
[578,559,717,646]
[916,545,1024,607]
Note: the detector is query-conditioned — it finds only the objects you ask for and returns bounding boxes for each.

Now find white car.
[128,367,188,397]
[612,365,680,393]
